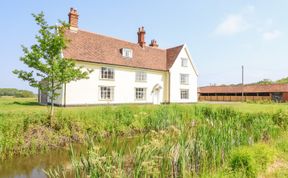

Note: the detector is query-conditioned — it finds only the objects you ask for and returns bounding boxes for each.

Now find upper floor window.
[135,71,147,82]
[180,74,189,85]
[99,86,114,100]
[181,58,188,67]
[180,89,189,99]
[135,88,146,100]
[122,48,133,58]
[101,67,114,80]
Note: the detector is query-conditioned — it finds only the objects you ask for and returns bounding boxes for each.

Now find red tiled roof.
[63,29,183,71]
[166,45,184,69]
[199,84,288,93]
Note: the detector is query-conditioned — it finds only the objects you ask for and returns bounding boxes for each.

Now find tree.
[276,77,288,84]
[13,12,92,126]
[256,79,273,85]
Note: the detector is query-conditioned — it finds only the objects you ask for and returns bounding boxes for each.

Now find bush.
[251,144,275,170]
[229,147,257,178]
[229,144,276,177]
[273,110,288,130]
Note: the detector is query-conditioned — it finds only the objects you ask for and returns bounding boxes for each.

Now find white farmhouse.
[39,8,198,106]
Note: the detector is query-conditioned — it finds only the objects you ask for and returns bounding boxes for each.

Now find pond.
[0,135,142,178]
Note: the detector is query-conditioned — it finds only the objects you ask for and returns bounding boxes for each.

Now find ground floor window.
[99,86,114,100]
[135,88,146,100]
[180,89,189,99]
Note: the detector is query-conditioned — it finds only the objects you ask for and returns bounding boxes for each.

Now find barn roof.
[199,84,288,93]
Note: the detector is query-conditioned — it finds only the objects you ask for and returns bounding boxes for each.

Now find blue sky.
[0,0,287,92]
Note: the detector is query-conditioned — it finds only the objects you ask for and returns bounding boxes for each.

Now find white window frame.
[99,86,114,101]
[181,58,188,67]
[135,88,147,101]
[122,48,133,58]
[180,74,189,85]
[100,67,114,80]
[135,71,147,82]
[180,89,189,99]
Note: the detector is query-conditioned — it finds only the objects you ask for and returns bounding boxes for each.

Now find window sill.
[99,99,114,101]
[100,78,115,81]
[135,99,146,101]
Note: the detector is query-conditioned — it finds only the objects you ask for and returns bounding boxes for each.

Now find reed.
[54,107,285,177]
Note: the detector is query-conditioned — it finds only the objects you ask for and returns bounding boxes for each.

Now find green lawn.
[1,97,288,113]
[197,102,288,113]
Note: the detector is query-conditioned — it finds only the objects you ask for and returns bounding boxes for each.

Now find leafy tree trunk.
[49,80,55,127]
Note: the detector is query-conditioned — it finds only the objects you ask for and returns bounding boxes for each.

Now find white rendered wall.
[169,45,198,103]
[63,62,167,105]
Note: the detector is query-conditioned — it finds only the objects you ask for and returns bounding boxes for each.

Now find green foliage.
[252,144,275,170]
[13,12,92,121]
[0,88,35,98]
[1,98,288,177]
[276,77,288,84]
[229,147,257,178]
[251,76,288,85]
[256,79,273,85]
[229,144,275,177]
[36,106,285,177]
[273,110,288,130]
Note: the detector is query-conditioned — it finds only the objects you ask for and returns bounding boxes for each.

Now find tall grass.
[44,106,287,177]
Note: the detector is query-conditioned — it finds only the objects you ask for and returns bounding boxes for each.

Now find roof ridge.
[76,29,167,51]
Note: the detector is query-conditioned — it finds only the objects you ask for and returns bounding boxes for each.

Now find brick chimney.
[149,39,159,47]
[137,26,146,47]
[68,8,79,31]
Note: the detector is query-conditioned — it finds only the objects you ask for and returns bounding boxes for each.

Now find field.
[0,97,288,177]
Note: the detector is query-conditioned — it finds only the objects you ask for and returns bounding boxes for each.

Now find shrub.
[229,147,257,178]
[251,144,275,171]
[229,144,276,177]
[273,110,288,129]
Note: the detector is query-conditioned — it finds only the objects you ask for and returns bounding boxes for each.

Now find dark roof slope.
[199,84,288,93]
[166,45,184,69]
[63,29,183,71]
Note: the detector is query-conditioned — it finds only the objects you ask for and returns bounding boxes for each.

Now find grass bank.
[1,98,287,159]
[45,108,288,177]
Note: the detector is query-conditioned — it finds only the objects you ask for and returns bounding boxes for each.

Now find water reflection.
[0,135,142,178]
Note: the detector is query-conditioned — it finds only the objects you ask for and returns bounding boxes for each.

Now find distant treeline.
[253,77,288,85]
[0,88,35,98]
[215,76,288,87]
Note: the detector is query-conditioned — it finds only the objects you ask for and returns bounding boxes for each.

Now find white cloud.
[215,14,249,35]
[215,6,254,36]
[262,30,282,41]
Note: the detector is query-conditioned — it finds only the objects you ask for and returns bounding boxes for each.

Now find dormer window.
[122,48,133,58]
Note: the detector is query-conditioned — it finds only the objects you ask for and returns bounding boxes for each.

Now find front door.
[153,89,160,105]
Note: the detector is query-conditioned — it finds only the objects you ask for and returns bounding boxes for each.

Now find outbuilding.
[198,84,288,102]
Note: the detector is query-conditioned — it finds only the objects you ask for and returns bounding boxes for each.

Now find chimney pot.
[68,7,79,31]
[137,26,146,47]
[149,39,159,47]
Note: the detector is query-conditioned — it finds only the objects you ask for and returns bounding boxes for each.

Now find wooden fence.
[199,95,271,102]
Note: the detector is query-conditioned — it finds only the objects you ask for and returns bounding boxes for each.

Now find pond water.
[0,147,72,178]
[0,135,142,178]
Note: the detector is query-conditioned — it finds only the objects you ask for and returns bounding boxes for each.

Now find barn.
[198,84,288,102]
